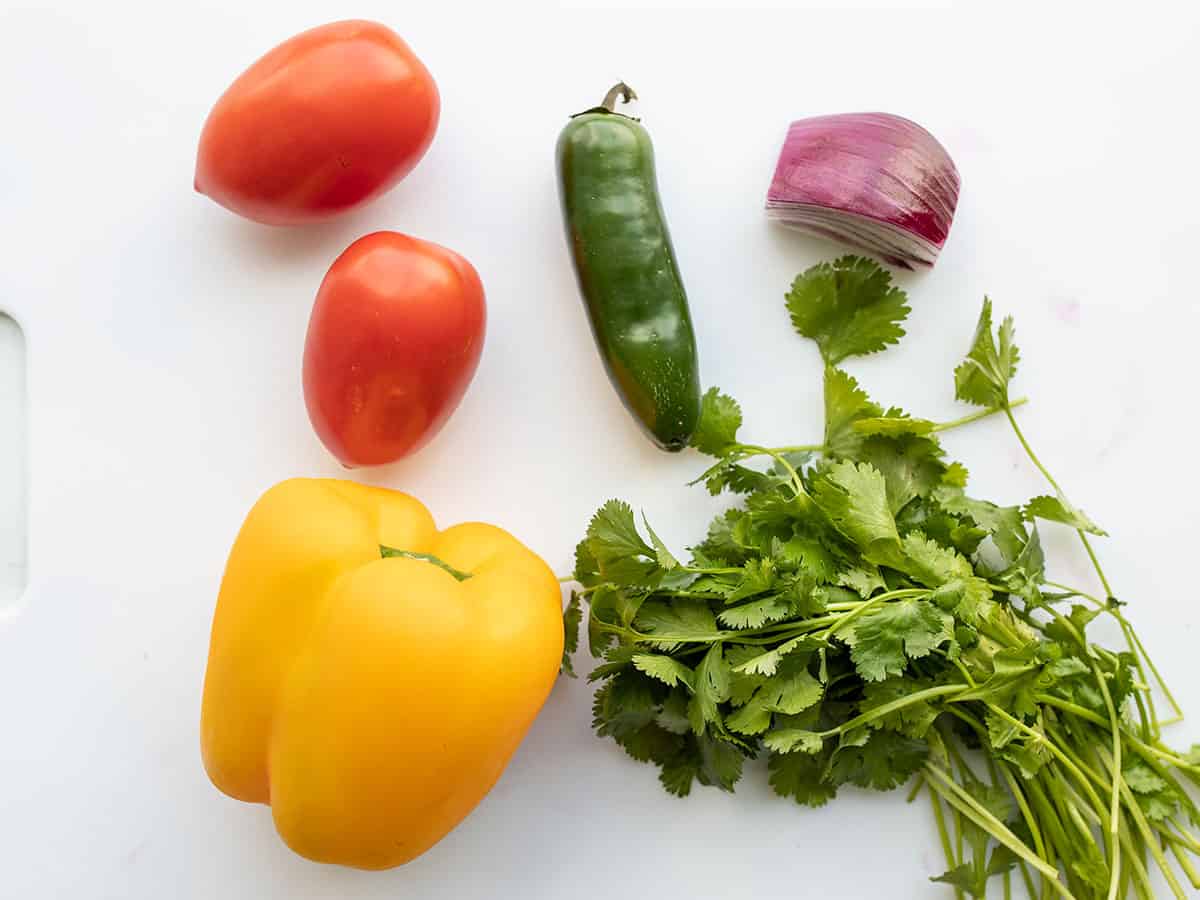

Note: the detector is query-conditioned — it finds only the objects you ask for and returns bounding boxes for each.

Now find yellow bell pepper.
[200,478,563,870]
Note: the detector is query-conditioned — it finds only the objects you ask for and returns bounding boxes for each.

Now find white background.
[1,2,1198,897]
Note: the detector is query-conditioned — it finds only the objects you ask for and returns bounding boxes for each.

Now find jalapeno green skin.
[556,86,701,452]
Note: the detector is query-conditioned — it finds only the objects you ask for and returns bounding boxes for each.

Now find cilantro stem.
[1167,837,1200,889]
[1035,694,1109,728]
[732,444,808,498]
[821,683,965,738]
[996,407,1187,736]
[1021,776,1074,899]
[1002,407,1062,494]
[998,762,1050,865]
[1017,861,1039,900]
[1001,405,1124,600]
[982,703,1109,825]
[740,399,1027,459]
[923,763,1072,894]
[1165,819,1200,853]
[822,587,928,642]
[1045,579,1184,725]
[1087,657,1124,900]
[682,564,743,575]
[930,396,1028,432]
[1116,819,1156,900]
[757,443,824,454]
[927,787,964,900]
[1095,745,1189,900]
[1042,721,1109,792]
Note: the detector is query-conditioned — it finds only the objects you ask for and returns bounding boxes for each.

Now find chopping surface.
[1,4,1198,897]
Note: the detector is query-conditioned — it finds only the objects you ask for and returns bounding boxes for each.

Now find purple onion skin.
[767,113,960,268]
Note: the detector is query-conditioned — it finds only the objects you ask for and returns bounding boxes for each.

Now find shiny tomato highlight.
[303,232,485,467]
[195,20,439,225]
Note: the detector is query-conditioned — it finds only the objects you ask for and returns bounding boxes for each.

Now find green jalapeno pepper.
[556,83,701,452]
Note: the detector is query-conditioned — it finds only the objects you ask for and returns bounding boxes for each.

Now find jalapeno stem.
[601,82,637,112]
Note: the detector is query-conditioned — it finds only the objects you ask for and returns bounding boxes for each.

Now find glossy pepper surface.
[200,478,563,869]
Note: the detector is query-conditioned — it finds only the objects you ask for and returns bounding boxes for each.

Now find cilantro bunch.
[566,257,1200,899]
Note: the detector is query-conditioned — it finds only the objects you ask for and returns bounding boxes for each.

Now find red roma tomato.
[195,20,439,225]
[303,232,486,467]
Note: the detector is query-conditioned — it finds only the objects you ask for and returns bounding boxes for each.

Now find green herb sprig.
[566,256,1200,899]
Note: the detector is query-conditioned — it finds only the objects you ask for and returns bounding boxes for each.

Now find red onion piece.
[766,113,960,269]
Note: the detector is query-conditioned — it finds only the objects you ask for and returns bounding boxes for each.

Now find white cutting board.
[2,3,1198,897]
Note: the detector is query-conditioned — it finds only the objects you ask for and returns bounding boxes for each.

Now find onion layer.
[766,113,960,269]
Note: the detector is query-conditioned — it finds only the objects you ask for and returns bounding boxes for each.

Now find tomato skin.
[303,232,486,467]
[195,21,439,225]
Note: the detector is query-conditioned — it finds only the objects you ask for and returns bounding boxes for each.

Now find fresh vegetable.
[557,83,701,451]
[195,20,439,225]
[303,231,485,467]
[766,114,960,269]
[568,256,1199,898]
[201,478,562,870]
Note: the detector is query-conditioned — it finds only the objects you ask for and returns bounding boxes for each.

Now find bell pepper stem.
[379,546,473,581]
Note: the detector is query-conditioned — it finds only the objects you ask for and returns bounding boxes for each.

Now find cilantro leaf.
[632,654,695,690]
[586,585,619,656]
[718,595,791,629]
[993,526,1045,601]
[586,500,658,584]
[658,754,700,797]
[935,486,1028,565]
[955,644,1043,718]
[786,256,911,365]
[900,532,994,626]
[695,733,745,792]
[641,515,681,569]
[853,414,937,437]
[769,749,838,807]
[861,677,942,738]
[812,460,901,563]
[777,535,840,584]
[758,660,824,715]
[615,722,686,765]
[843,599,956,682]
[695,509,747,565]
[634,599,720,652]
[561,593,582,678]
[836,564,885,598]
[1025,494,1107,537]
[1124,761,1168,795]
[764,728,826,754]
[651,688,689,736]
[731,636,812,677]
[688,644,732,735]
[691,387,742,456]
[955,298,1020,408]
[824,366,882,457]
[826,729,927,791]
[931,847,1017,897]
[856,433,946,514]
[698,459,773,496]
[592,672,659,739]
[725,558,778,602]
[726,698,772,735]
[573,539,599,586]
[1136,785,1181,822]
